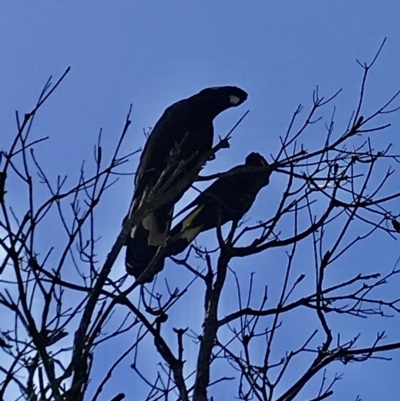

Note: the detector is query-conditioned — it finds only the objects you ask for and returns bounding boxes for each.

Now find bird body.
[125,86,248,281]
[167,152,271,256]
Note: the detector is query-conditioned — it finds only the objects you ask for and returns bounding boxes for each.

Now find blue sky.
[1,2,400,401]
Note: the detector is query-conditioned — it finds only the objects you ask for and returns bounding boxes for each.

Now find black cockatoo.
[166,152,271,256]
[125,86,248,280]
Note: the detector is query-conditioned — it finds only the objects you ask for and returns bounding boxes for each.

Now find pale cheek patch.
[229,95,241,105]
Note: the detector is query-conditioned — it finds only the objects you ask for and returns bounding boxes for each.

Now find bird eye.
[229,95,241,105]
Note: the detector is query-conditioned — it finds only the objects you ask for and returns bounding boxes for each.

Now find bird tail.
[167,206,204,256]
[125,204,173,281]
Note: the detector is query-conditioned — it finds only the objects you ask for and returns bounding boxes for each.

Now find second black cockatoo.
[125,86,248,281]
[166,152,271,256]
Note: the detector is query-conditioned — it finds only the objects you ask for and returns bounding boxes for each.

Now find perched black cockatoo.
[125,86,248,281]
[166,152,271,256]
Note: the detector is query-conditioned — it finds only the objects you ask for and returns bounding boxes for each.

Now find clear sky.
[1,2,400,401]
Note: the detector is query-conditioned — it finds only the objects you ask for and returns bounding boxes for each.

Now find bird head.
[195,86,248,118]
[245,152,268,167]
